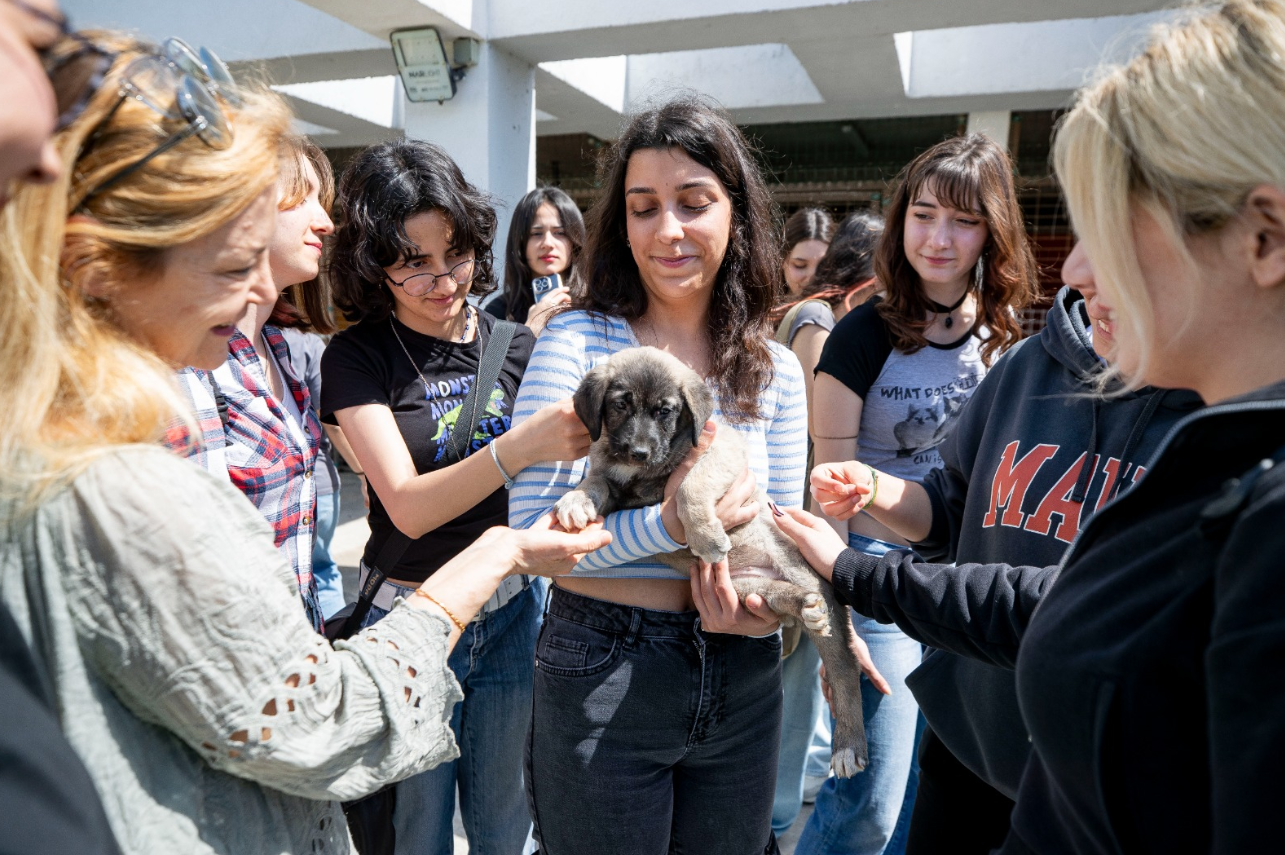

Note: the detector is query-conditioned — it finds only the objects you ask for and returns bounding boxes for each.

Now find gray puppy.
[553,346,868,777]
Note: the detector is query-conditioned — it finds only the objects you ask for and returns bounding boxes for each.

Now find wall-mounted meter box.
[390,27,456,102]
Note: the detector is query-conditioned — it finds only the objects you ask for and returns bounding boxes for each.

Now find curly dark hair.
[328,139,497,324]
[578,95,782,423]
[500,186,585,323]
[874,134,1037,366]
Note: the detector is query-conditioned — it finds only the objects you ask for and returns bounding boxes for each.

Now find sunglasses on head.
[75,37,242,211]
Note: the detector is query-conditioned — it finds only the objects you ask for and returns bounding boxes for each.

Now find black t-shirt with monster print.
[815,298,988,483]
[321,310,535,583]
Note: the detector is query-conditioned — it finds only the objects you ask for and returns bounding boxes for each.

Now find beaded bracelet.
[412,589,468,632]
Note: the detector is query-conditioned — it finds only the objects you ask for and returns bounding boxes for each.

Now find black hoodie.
[829,318,1285,852]
[856,286,1202,798]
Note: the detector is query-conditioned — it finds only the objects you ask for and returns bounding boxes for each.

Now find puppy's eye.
[654,405,673,418]
[612,399,629,412]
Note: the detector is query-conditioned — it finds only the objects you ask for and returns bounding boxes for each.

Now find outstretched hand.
[810,461,874,521]
[690,558,780,636]
[504,512,612,577]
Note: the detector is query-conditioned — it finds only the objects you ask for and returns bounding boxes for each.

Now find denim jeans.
[795,535,924,855]
[772,632,825,833]
[807,712,833,778]
[312,488,346,619]
[527,586,784,855]
[363,581,539,855]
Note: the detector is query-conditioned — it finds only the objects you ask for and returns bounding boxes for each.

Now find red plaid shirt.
[171,326,324,632]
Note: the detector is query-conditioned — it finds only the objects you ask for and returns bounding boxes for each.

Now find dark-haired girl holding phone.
[486,185,586,336]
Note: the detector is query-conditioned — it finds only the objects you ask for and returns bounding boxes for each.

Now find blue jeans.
[527,586,783,855]
[312,489,346,619]
[795,535,924,855]
[773,632,825,833]
[363,581,539,855]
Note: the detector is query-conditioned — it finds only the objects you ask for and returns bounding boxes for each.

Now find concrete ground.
[330,471,816,853]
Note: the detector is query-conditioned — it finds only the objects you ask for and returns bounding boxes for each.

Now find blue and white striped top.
[509,310,809,579]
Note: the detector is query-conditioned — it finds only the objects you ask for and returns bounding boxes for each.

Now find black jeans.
[527,586,784,855]
[904,727,1015,855]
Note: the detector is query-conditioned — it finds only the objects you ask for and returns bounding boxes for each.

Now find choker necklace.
[928,289,970,329]
[389,307,474,400]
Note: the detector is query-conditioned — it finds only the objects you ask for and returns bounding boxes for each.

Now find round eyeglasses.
[385,257,478,297]
[75,38,240,211]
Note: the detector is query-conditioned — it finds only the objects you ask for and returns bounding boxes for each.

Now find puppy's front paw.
[554,491,598,532]
[831,747,867,778]
[687,528,732,564]
[800,592,831,636]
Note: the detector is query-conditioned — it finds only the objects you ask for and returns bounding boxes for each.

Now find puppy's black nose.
[630,447,649,463]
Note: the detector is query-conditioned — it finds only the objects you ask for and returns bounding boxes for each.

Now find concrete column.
[401,43,536,285]
[966,110,1012,152]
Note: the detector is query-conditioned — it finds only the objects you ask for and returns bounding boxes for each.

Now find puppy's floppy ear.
[679,373,716,445]
[574,361,612,442]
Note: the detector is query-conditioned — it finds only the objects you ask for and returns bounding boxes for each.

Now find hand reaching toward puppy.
[771,507,849,583]
[503,397,592,472]
[661,421,760,544]
[501,511,612,577]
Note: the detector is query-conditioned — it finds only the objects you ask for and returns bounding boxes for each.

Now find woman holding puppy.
[509,95,809,853]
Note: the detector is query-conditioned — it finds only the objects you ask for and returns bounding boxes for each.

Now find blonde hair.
[1053,0,1285,387]
[0,33,292,503]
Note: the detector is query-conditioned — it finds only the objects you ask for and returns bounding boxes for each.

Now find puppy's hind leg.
[729,578,832,638]
[808,590,868,777]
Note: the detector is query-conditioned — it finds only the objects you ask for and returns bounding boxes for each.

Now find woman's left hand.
[690,558,781,636]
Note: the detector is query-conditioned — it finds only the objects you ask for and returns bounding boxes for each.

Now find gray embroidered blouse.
[0,446,463,854]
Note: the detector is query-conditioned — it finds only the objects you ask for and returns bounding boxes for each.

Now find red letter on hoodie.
[983,442,1059,529]
[1025,452,1093,543]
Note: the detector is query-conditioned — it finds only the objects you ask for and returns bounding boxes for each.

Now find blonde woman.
[0,35,608,855]
[779,1,1285,850]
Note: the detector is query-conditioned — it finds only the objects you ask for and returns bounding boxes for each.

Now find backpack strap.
[444,319,517,464]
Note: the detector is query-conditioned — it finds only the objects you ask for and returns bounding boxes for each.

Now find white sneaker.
[802,773,829,804]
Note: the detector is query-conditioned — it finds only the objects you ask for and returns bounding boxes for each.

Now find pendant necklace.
[390,306,474,400]
[928,288,970,330]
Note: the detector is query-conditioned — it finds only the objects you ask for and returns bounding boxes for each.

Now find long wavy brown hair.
[577,95,781,423]
[874,134,1037,365]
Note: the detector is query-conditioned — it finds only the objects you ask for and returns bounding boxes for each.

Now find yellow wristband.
[412,589,468,632]
[856,464,879,512]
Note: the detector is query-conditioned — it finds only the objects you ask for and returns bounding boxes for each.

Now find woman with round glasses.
[0,35,609,855]
[322,139,592,854]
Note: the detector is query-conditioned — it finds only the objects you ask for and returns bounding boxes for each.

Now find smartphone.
[531,272,562,303]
